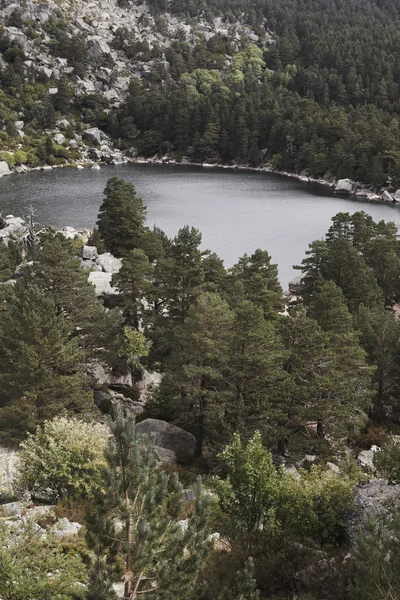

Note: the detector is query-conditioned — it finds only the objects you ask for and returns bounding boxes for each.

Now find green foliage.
[85,405,213,600]
[0,517,87,600]
[0,281,93,441]
[215,431,279,536]
[16,416,109,502]
[97,177,147,257]
[349,510,400,600]
[118,326,149,370]
[374,437,400,483]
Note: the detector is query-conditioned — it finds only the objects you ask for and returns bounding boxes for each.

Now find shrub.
[1,152,15,168]
[374,437,400,483]
[14,149,27,165]
[16,416,109,502]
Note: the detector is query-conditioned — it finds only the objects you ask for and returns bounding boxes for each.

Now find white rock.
[334,178,354,194]
[52,518,82,537]
[96,252,122,273]
[394,189,400,201]
[0,446,19,499]
[0,161,11,177]
[91,163,101,170]
[88,271,117,296]
[81,245,98,260]
[14,120,24,130]
[357,446,379,471]
[53,133,65,145]
[382,190,393,202]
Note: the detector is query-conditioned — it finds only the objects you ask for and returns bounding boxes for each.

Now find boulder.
[96,252,122,274]
[80,245,98,260]
[53,133,65,145]
[135,419,197,463]
[83,127,106,145]
[69,139,78,149]
[334,178,354,194]
[87,362,110,385]
[346,479,400,542]
[137,369,163,404]
[382,190,393,202]
[4,26,27,51]
[154,446,177,465]
[14,120,24,130]
[357,445,379,471]
[1,501,25,516]
[94,389,113,412]
[57,118,70,130]
[88,36,111,57]
[0,161,11,177]
[288,274,304,295]
[0,446,19,500]
[394,189,400,201]
[52,518,82,537]
[88,271,116,296]
[91,163,101,170]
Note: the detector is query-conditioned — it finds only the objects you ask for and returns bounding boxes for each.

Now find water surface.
[1,163,399,286]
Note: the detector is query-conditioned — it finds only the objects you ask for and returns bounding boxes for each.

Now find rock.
[154,446,177,465]
[94,389,113,412]
[88,36,111,57]
[48,87,58,95]
[89,148,102,160]
[282,465,301,480]
[69,139,78,149]
[87,362,110,385]
[0,161,11,177]
[57,118,70,130]
[53,133,66,145]
[288,274,304,295]
[80,245,98,260]
[107,371,133,387]
[15,165,27,174]
[346,479,400,542]
[327,462,340,474]
[4,26,27,51]
[96,252,122,273]
[135,419,197,463]
[334,178,354,194]
[357,446,379,471]
[0,501,26,516]
[88,271,117,297]
[137,369,163,404]
[0,446,19,500]
[14,120,24,130]
[52,518,82,537]
[84,127,105,145]
[91,163,101,170]
[382,190,393,202]
[182,489,197,503]
[394,189,400,201]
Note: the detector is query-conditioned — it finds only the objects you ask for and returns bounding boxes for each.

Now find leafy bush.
[0,517,88,600]
[16,416,109,502]
[374,437,400,483]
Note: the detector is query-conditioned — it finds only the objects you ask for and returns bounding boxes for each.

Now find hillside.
[2,0,400,187]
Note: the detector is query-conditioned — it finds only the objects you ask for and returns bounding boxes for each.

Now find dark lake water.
[1,163,400,286]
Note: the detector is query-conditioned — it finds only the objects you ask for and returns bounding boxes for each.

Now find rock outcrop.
[135,419,197,463]
[334,178,354,194]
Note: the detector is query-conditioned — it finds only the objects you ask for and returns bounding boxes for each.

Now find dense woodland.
[2,0,400,185]
[0,177,400,598]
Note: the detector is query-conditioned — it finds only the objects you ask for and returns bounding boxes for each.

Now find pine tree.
[85,406,212,600]
[112,248,153,328]
[97,177,147,257]
[0,282,92,441]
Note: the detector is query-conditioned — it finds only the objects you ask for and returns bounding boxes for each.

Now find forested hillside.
[0,178,400,599]
[2,0,400,186]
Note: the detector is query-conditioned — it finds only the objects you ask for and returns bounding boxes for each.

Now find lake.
[0,163,399,286]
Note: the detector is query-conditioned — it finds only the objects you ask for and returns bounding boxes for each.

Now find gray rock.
[57,118,70,130]
[96,252,122,273]
[154,446,177,465]
[14,120,24,130]
[53,133,65,145]
[288,274,304,295]
[52,517,82,537]
[48,87,58,95]
[0,446,19,500]
[1,501,26,516]
[135,419,197,463]
[83,127,106,145]
[94,389,113,412]
[357,446,379,471]
[4,27,27,51]
[88,36,111,57]
[382,190,393,202]
[326,462,340,474]
[87,362,110,385]
[0,161,11,177]
[394,189,400,201]
[80,245,98,260]
[91,163,101,170]
[137,369,163,404]
[69,139,78,149]
[334,178,354,194]
[88,271,116,296]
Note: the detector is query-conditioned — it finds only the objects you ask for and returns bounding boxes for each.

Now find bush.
[16,416,109,502]
[374,437,400,483]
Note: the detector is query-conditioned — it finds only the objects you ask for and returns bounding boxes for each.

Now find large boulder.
[88,271,117,297]
[346,479,400,543]
[96,252,122,274]
[80,245,98,261]
[83,127,108,145]
[382,190,393,202]
[135,419,196,463]
[137,370,163,404]
[0,161,11,177]
[357,445,379,471]
[53,133,65,145]
[87,36,111,57]
[0,446,19,500]
[334,178,354,194]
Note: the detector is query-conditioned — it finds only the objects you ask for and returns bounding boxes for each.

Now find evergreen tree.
[112,248,153,328]
[97,177,147,257]
[0,282,92,441]
[85,406,212,600]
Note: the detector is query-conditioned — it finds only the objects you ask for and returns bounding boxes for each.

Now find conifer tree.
[112,248,153,328]
[85,406,212,600]
[0,282,92,441]
[97,177,147,257]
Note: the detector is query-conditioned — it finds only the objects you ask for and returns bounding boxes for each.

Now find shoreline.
[1,155,398,205]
